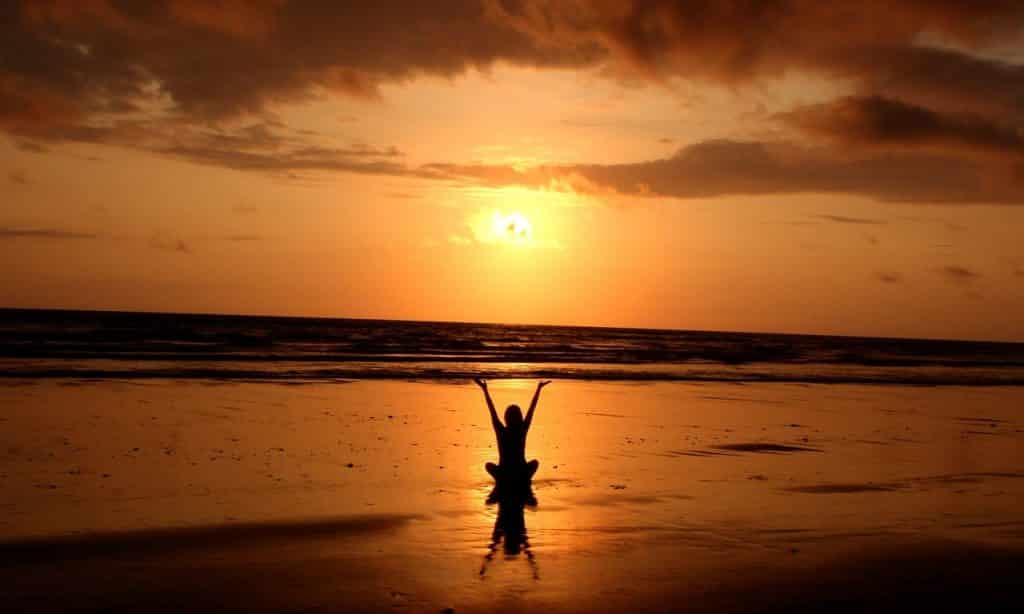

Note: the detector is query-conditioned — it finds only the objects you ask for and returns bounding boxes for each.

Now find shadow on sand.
[0,514,423,564]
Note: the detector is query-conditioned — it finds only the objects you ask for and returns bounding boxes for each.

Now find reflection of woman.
[479,491,539,579]
[474,379,549,484]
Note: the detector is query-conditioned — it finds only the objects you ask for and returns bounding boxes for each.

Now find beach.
[7,1,1024,610]
[3,378,1023,612]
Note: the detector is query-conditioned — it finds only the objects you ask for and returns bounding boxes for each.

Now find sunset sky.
[2,1,1024,341]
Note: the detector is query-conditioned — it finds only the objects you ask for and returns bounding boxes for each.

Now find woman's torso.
[497,426,527,466]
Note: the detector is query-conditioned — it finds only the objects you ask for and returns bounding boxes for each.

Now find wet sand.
[2,380,1023,612]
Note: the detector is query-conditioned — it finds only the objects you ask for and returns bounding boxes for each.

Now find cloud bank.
[429,139,1024,204]
[3,1,1024,203]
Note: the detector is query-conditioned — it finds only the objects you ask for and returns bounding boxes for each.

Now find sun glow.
[493,211,533,244]
[449,186,576,249]
[463,209,537,246]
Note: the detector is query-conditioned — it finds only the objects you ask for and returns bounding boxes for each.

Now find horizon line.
[1,305,1021,346]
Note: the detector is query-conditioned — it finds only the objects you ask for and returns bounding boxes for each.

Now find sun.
[461,203,553,248]
[493,211,533,244]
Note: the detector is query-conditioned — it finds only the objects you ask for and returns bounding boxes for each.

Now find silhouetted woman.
[475,378,549,485]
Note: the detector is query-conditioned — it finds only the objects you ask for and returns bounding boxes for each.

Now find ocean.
[2,308,1023,385]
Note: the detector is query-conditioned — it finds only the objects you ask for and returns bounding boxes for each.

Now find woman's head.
[504,404,523,428]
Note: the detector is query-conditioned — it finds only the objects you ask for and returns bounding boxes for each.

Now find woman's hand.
[474,378,488,389]
[537,380,551,389]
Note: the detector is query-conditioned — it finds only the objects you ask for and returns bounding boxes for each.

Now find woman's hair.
[504,404,523,427]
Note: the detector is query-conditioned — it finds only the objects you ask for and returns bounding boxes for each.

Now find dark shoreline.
[3,525,1021,613]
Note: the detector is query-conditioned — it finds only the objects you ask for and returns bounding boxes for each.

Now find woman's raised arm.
[475,378,502,432]
[524,380,550,431]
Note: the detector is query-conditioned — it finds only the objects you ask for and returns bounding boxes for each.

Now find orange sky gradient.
[2,1,1024,341]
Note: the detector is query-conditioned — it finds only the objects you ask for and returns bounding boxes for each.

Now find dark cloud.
[429,139,1024,204]
[835,44,1024,120]
[938,265,981,283]
[816,214,887,225]
[3,1,1024,205]
[20,116,416,178]
[0,0,600,136]
[781,96,1024,157]
[160,143,414,175]
[150,235,191,254]
[59,128,1015,204]
[14,140,48,153]
[502,2,1024,119]
[898,215,971,232]
[3,2,1023,132]
[876,272,904,284]
[0,227,96,239]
